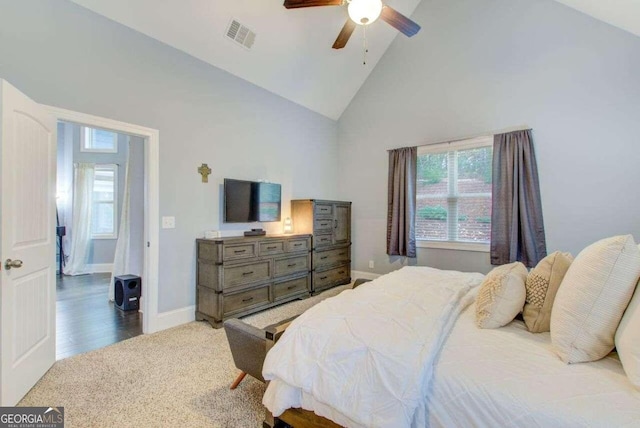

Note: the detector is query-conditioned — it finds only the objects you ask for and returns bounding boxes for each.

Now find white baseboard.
[351,270,382,281]
[156,305,196,332]
[86,263,113,273]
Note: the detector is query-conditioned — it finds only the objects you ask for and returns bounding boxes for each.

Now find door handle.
[334,219,338,228]
[4,259,23,270]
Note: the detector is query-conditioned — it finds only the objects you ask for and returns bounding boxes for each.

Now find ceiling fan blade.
[284,0,342,9]
[332,19,357,49]
[380,5,421,37]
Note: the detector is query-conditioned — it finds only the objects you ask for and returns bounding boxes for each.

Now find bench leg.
[230,371,247,390]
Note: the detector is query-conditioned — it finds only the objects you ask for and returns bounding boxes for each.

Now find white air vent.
[225,19,256,50]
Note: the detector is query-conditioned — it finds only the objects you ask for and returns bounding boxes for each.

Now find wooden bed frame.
[265,408,342,428]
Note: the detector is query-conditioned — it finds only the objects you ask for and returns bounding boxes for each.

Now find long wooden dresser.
[195,234,312,328]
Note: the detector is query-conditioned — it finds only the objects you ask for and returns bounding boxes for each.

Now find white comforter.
[262,266,484,427]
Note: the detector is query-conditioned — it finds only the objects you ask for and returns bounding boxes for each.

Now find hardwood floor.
[56,273,142,360]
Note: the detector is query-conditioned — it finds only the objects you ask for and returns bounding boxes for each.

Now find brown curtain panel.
[387,147,417,257]
[491,130,546,267]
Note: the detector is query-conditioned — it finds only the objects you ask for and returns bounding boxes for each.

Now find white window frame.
[81,126,118,153]
[92,164,118,240]
[416,135,493,252]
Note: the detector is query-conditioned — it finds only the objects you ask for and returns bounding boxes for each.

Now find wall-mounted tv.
[223,178,282,223]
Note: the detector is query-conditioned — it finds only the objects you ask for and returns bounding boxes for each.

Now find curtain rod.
[387,125,532,151]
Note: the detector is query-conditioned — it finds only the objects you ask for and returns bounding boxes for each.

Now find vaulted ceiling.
[69,0,640,120]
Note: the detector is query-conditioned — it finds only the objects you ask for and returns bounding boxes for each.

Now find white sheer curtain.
[110,145,132,301]
[64,163,95,276]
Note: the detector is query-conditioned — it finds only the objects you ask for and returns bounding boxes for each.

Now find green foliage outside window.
[417,153,447,184]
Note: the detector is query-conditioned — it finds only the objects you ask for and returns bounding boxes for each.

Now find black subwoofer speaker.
[114,274,141,311]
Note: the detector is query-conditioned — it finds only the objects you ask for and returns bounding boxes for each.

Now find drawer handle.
[293,243,302,247]
[287,285,297,290]
[320,276,328,280]
[234,249,247,254]
[320,256,328,260]
[242,271,254,276]
[339,252,345,256]
[242,297,254,303]
[287,263,297,267]
[267,246,277,250]
[339,271,345,274]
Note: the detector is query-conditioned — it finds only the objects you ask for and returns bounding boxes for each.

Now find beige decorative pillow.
[551,235,640,364]
[615,245,640,389]
[476,262,528,329]
[523,251,573,333]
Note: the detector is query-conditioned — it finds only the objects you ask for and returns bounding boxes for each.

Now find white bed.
[262,266,640,427]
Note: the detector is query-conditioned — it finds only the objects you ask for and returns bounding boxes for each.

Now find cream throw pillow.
[476,262,527,329]
[523,251,573,333]
[615,245,640,389]
[551,235,640,363]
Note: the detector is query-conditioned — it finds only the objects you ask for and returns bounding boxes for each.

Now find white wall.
[0,0,338,312]
[338,0,640,275]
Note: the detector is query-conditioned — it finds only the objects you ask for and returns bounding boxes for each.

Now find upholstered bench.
[224,315,298,389]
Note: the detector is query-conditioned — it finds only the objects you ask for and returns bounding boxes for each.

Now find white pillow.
[615,245,640,389]
[551,235,640,363]
[475,262,527,329]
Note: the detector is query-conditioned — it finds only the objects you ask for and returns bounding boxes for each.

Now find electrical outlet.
[369,260,375,269]
[162,216,176,229]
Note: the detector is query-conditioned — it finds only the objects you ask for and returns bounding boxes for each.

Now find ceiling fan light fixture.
[347,0,382,25]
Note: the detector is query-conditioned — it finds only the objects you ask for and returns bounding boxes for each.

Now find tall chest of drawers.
[291,200,352,294]
[195,234,311,328]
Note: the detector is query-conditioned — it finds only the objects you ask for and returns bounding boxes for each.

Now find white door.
[0,80,56,406]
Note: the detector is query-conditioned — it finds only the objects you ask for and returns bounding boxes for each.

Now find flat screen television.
[223,178,281,223]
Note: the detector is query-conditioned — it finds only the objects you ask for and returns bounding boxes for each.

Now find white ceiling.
[68,0,422,120]
[68,0,640,121]
[554,0,640,39]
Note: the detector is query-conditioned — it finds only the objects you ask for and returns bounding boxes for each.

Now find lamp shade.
[348,0,383,25]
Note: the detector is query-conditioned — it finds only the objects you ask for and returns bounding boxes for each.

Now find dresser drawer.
[223,260,270,289]
[223,243,257,261]
[286,238,309,253]
[313,265,350,290]
[314,234,333,247]
[259,241,285,256]
[314,246,350,268]
[314,218,333,231]
[223,285,270,315]
[274,255,309,278]
[273,275,309,301]
[314,203,333,216]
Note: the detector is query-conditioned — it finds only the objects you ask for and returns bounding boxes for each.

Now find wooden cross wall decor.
[198,163,212,183]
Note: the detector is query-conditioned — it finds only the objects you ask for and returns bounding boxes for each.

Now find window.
[416,136,493,250]
[92,164,118,239]
[81,126,118,153]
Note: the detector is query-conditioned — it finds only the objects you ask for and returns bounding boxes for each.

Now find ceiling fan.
[283,0,421,49]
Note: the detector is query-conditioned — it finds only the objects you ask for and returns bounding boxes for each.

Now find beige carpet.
[19,284,351,428]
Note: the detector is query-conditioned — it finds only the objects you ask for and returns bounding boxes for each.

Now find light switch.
[162,216,175,229]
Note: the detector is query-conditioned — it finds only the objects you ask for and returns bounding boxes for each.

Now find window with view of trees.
[416,136,493,245]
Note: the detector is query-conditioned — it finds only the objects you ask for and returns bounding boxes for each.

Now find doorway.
[47,106,161,337]
[55,121,145,359]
